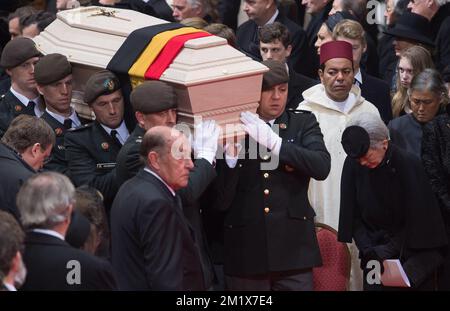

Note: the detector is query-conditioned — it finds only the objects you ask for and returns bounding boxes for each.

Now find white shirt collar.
[354,69,363,85]
[45,108,81,128]
[265,9,279,25]
[144,167,176,196]
[10,87,44,116]
[100,121,130,145]
[32,228,65,241]
[3,282,17,291]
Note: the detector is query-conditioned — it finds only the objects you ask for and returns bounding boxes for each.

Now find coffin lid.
[33,6,268,86]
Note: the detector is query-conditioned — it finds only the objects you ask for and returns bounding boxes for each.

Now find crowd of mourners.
[0,0,450,291]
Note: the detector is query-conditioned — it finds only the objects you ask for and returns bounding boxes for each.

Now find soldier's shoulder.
[286,108,312,114]
[67,122,94,133]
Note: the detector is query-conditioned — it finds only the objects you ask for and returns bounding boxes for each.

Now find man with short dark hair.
[18,172,117,290]
[21,11,56,38]
[258,22,317,109]
[35,53,89,176]
[111,126,206,290]
[0,114,55,220]
[0,210,26,291]
[215,60,330,290]
[0,37,43,137]
[237,0,313,77]
[65,70,131,211]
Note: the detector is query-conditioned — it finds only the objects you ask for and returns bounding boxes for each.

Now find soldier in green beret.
[0,37,43,137]
[34,53,90,176]
[65,69,131,212]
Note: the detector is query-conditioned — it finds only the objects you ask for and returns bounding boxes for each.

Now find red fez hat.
[320,40,353,66]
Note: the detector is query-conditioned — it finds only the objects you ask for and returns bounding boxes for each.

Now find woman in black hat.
[338,112,447,290]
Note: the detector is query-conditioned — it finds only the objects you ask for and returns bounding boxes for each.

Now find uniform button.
[303,216,307,220]
[262,155,270,161]
[264,207,270,214]
[264,189,269,195]
[263,173,269,179]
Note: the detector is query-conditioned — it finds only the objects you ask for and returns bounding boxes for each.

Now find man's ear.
[148,151,160,170]
[318,69,324,83]
[363,43,367,54]
[31,143,41,158]
[36,84,44,96]
[286,44,292,58]
[5,68,12,76]
[135,111,145,128]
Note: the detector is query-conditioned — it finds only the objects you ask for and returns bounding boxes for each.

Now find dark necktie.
[25,101,36,115]
[63,119,72,130]
[110,129,122,146]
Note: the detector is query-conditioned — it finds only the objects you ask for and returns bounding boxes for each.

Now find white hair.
[346,112,390,149]
[17,172,75,229]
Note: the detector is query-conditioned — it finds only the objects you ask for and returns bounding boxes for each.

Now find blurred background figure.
[0,210,26,291]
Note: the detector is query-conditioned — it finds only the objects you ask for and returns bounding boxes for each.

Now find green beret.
[84,70,121,105]
[261,60,289,91]
[130,81,177,114]
[0,37,42,69]
[34,53,72,85]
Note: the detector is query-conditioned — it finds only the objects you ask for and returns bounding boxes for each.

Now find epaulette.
[287,108,311,114]
[67,122,94,132]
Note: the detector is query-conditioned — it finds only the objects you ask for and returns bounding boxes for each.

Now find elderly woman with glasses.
[338,112,447,290]
[388,69,449,158]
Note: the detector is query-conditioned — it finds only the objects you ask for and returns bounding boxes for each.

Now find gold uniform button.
[264,207,270,214]
[264,189,269,195]
[263,173,269,179]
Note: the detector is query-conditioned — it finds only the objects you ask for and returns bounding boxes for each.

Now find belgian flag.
[106,22,212,128]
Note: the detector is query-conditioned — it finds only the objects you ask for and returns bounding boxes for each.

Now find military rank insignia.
[279,123,287,130]
[104,79,115,91]
[14,105,22,112]
[101,142,109,150]
[54,128,63,136]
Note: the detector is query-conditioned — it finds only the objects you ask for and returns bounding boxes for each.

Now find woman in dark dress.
[338,112,447,290]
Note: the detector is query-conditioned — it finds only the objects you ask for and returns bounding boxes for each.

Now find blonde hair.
[332,19,366,46]
[391,46,434,117]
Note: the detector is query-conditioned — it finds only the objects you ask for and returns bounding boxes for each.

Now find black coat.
[338,144,447,288]
[360,70,393,123]
[287,66,318,110]
[422,111,450,214]
[388,113,423,158]
[40,111,90,177]
[436,17,450,83]
[115,125,217,288]
[218,0,241,31]
[0,143,35,220]
[0,90,41,138]
[111,169,205,290]
[236,12,313,78]
[214,110,330,276]
[21,231,117,290]
[64,122,124,210]
[377,34,397,84]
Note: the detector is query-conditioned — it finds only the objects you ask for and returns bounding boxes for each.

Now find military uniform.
[214,109,330,280]
[115,125,145,187]
[0,91,43,138]
[65,121,124,210]
[40,111,90,177]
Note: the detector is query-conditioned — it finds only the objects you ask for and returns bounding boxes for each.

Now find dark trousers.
[225,269,313,291]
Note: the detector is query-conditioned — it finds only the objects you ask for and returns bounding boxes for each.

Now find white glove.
[193,119,220,164]
[240,111,282,156]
